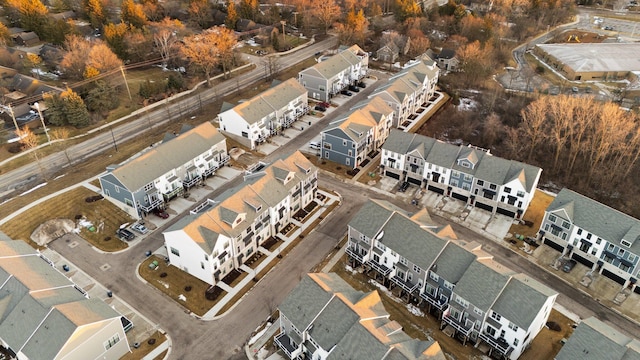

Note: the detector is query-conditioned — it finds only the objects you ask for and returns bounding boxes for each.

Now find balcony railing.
[345,246,364,264]
[274,333,302,359]
[203,164,218,178]
[183,176,201,188]
[443,315,473,337]
[479,332,512,356]
[163,186,183,200]
[220,155,230,165]
[420,291,448,310]
[140,196,163,213]
[369,259,391,276]
[391,275,420,294]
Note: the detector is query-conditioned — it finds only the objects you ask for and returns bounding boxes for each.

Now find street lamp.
[281,20,286,44]
[34,102,50,145]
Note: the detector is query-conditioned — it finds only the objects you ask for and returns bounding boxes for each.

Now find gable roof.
[490,274,557,330]
[431,241,479,284]
[0,233,123,360]
[453,259,514,312]
[323,96,393,142]
[383,130,541,192]
[547,188,640,252]
[104,122,225,191]
[165,152,315,251]
[556,317,640,360]
[280,273,445,360]
[371,58,439,104]
[223,78,307,125]
[300,45,366,80]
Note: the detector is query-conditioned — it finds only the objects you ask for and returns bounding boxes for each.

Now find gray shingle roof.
[300,45,365,80]
[431,242,477,284]
[453,260,514,312]
[348,200,396,240]
[105,122,226,191]
[547,188,640,252]
[0,234,123,360]
[490,274,557,330]
[279,273,445,360]
[383,130,541,192]
[556,317,640,360]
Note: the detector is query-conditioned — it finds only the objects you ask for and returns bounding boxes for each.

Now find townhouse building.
[99,122,228,218]
[0,233,130,360]
[217,78,309,150]
[319,96,394,169]
[275,272,446,360]
[369,55,439,128]
[346,200,557,360]
[162,151,317,286]
[539,188,640,290]
[381,130,542,218]
[555,317,640,360]
[298,45,369,102]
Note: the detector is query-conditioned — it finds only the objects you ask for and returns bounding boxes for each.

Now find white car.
[131,223,149,234]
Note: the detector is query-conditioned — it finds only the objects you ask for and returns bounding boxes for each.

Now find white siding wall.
[56,318,129,360]
[164,229,230,285]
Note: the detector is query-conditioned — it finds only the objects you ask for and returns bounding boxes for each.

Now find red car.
[319,101,331,108]
[153,209,169,219]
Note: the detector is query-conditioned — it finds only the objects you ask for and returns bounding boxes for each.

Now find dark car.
[562,259,577,273]
[318,101,331,108]
[399,181,410,192]
[357,81,366,88]
[340,90,353,96]
[117,228,136,241]
[153,208,170,219]
[314,105,326,112]
[348,85,360,93]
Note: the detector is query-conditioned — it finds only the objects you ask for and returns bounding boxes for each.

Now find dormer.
[294,162,312,175]
[243,198,262,213]
[457,149,479,169]
[219,207,246,229]
[272,166,294,184]
[621,223,640,248]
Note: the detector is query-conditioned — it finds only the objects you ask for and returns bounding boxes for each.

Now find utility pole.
[34,102,50,145]
[109,126,118,152]
[281,20,286,44]
[120,66,133,101]
[7,104,18,132]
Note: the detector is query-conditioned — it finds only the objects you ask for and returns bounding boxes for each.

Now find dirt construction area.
[550,30,607,44]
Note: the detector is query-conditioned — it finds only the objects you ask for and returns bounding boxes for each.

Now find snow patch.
[248,322,272,346]
[53,174,65,180]
[178,294,186,301]
[345,264,357,275]
[77,219,93,228]
[368,279,402,303]
[19,182,47,196]
[457,98,478,111]
[407,304,424,317]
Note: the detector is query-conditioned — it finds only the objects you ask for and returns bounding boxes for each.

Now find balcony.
[183,175,201,188]
[420,290,447,310]
[346,246,364,264]
[369,258,391,276]
[479,332,513,356]
[391,275,420,294]
[443,313,473,337]
[140,196,163,213]
[274,333,302,359]
[163,186,183,201]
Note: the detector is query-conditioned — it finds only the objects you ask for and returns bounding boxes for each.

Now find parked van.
[309,141,321,150]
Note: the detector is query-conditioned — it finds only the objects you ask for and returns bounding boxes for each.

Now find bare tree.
[50,127,73,167]
[519,97,548,161]
[482,112,503,148]
[150,18,185,68]
[262,55,282,81]
[17,126,46,179]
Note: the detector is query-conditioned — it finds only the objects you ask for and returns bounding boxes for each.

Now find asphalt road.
[0,36,338,196]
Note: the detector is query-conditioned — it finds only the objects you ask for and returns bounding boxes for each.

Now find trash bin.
[107,291,113,298]
[62,264,70,272]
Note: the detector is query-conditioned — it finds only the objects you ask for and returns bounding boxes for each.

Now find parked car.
[562,259,577,273]
[318,101,331,108]
[340,90,353,96]
[131,223,148,234]
[314,105,326,112]
[309,141,321,150]
[153,208,170,219]
[357,81,366,88]
[117,228,136,241]
[604,26,614,30]
[399,181,410,192]
[348,85,360,93]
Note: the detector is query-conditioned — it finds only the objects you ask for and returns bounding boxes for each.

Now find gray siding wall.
[450,170,473,191]
[322,134,356,168]
[299,74,329,102]
[404,155,424,178]
[100,177,136,209]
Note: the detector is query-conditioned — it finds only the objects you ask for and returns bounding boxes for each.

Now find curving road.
[0,36,338,196]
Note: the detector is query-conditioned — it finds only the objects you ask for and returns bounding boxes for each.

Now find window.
[464,174,472,181]
[596,238,602,245]
[562,233,568,240]
[620,263,631,272]
[622,240,632,247]
[455,295,469,307]
[343,140,347,146]
[548,214,557,222]
[517,190,525,197]
[399,256,408,265]
[491,312,502,321]
[474,307,483,316]
[509,322,519,331]
[170,247,180,257]
[104,334,120,350]
[201,262,205,269]
[608,244,615,251]
[477,179,484,186]
[619,248,626,256]
[489,184,497,190]
[204,254,208,261]
[577,229,582,235]
[513,338,519,346]
[443,281,453,290]
[450,179,459,187]
[376,242,386,251]
[586,233,592,240]
[346,158,350,166]
[504,187,511,193]
[430,272,439,281]
[413,264,421,273]
[591,249,597,255]
[452,170,460,177]
[629,254,636,262]
[462,183,471,191]
[486,326,496,337]
[562,221,570,229]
